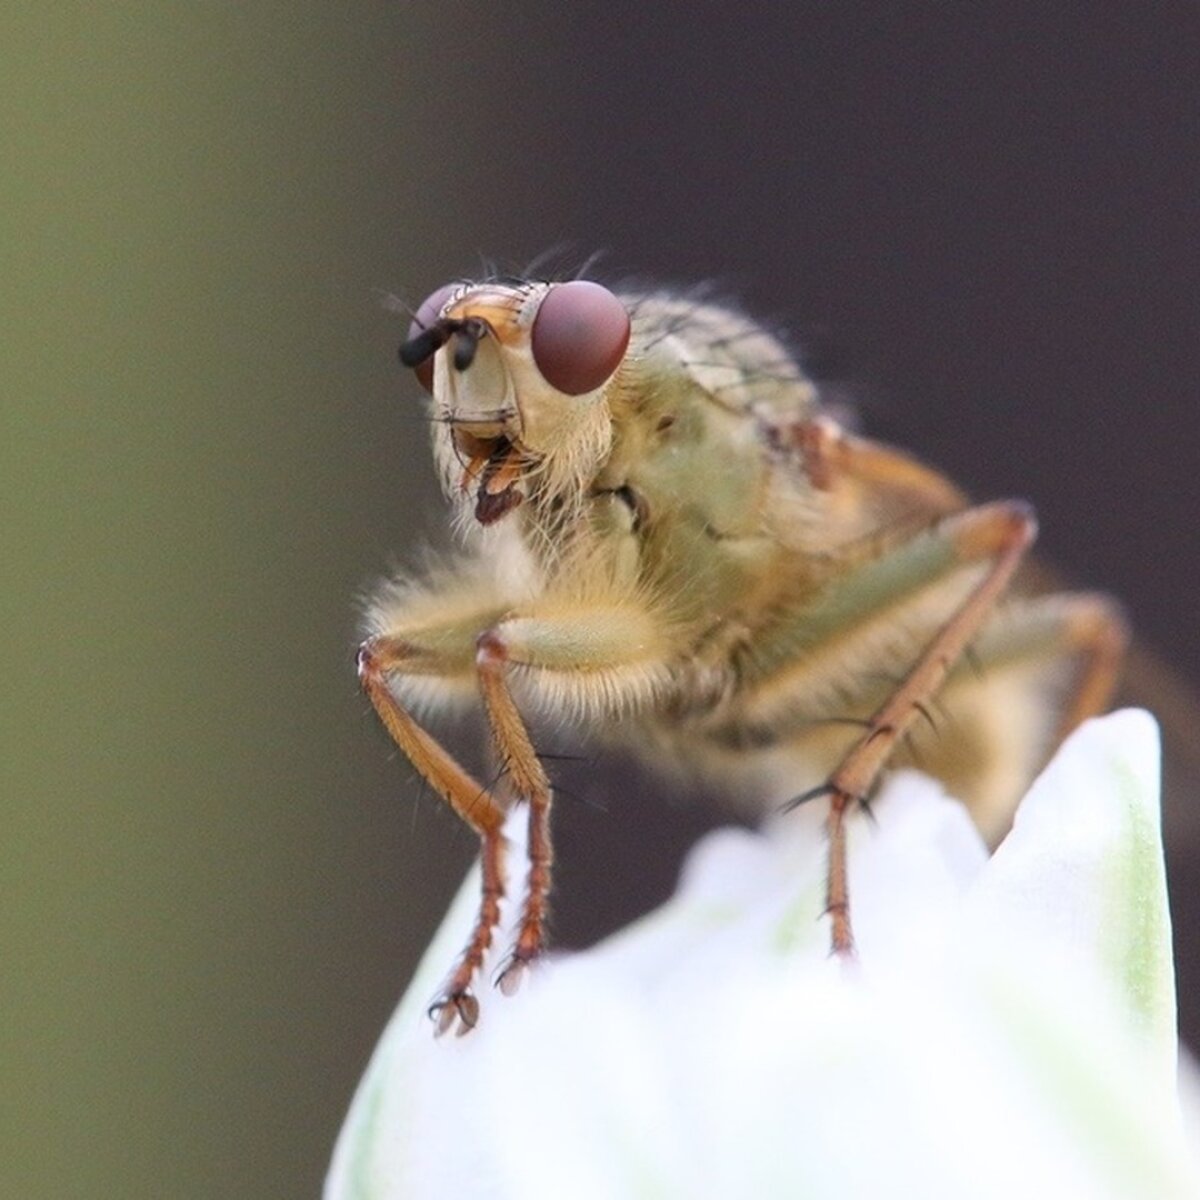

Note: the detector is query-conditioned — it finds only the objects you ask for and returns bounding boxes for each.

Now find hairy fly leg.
[711,499,1038,954]
[812,501,1037,953]
[357,632,511,1035]
[471,598,677,992]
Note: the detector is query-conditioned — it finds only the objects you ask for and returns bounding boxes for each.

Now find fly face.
[400,280,631,526]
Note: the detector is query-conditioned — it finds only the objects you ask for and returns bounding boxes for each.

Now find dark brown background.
[6,5,1198,1197]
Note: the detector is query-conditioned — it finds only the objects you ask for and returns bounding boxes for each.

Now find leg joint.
[357,634,423,683]
[948,499,1039,558]
[475,629,507,667]
[355,639,379,682]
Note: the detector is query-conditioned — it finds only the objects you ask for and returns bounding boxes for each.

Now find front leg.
[471,600,676,992]
[357,634,510,1036]
[476,632,553,995]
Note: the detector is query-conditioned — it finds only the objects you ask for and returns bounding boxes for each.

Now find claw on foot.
[428,990,480,1037]
[495,951,535,997]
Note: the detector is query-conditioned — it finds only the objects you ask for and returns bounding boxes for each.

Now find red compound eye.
[531,281,630,396]
[404,283,459,391]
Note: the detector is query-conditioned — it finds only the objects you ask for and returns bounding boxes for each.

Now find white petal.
[327,710,1198,1199]
[965,709,1175,1070]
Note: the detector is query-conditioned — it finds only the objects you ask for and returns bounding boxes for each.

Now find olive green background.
[5,6,1199,1197]
[2,7,511,1196]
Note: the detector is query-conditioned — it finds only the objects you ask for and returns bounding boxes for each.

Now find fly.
[358,275,1128,1035]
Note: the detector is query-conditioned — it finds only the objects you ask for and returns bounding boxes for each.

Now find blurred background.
[4,5,1198,1196]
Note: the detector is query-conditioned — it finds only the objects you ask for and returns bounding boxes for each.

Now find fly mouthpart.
[452,426,527,526]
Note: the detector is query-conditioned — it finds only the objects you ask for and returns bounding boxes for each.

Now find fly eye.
[402,283,459,391]
[530,281,630,396]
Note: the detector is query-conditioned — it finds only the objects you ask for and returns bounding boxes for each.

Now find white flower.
[326,710,1200,1199]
